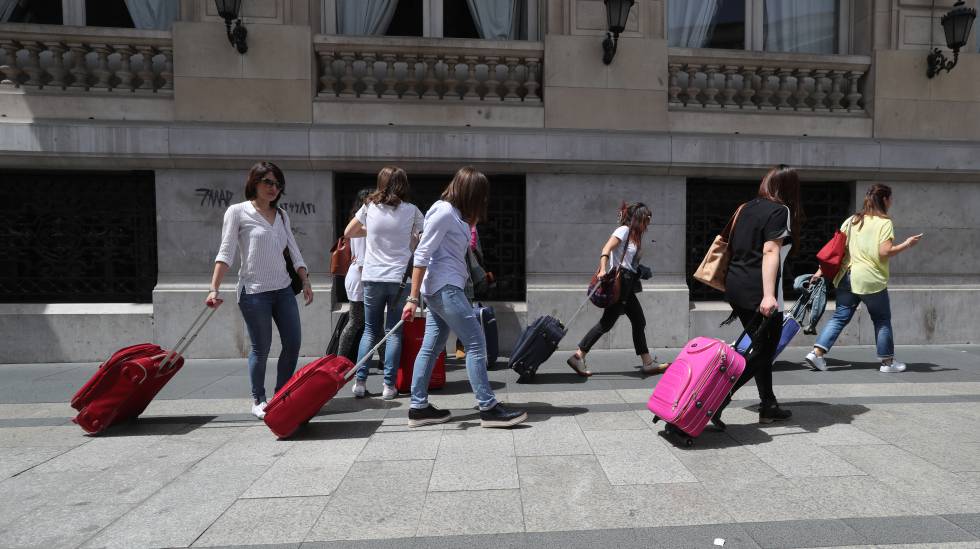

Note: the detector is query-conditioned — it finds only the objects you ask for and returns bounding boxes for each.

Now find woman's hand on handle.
[205,291,223,309]
[402,302,417,322]
[758,295,778,317]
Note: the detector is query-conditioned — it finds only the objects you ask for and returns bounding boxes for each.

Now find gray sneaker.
[880,361,907,373]
[805,351,828,371]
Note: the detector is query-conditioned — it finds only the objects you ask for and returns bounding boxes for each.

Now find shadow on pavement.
[447,402,590,430]
[285,420,383,441]
[431,379,507,394]
[94,415,218,437]
[512,372,589,385]
[655,401,871,449]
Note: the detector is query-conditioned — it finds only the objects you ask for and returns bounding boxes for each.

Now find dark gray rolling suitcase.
[508,291,593,380]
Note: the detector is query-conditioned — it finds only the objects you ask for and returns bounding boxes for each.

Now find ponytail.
[852,184,891,229]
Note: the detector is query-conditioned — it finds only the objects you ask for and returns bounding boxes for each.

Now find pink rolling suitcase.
[646,317,772,446]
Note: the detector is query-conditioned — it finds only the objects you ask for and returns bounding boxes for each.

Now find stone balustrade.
[314,35,543,103]
[667,48,871,114]
[0,24,172,93]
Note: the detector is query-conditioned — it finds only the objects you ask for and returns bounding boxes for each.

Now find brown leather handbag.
[693,204,745,292]
[329,237,351,276]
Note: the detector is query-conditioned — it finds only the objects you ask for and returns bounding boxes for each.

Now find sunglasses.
[259,178,283,189]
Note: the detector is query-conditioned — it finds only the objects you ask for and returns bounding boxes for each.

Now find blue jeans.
[814,272,894,360]
[411,285,497,411]
[355,281,408,386]
[238,286,302,403]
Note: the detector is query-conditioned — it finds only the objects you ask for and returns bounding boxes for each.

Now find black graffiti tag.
[279,201,316,216]
[196,188,234,208]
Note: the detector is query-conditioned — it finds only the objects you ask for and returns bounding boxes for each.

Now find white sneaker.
[805,351,828,371]
[251,401,267,420]
[880,361,907,373]
[352,379,366,398]
[382,384,398,400]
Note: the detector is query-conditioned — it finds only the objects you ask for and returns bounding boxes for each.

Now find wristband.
[209,288,219,294]
[600,254,610,259]
[406,296,420,305]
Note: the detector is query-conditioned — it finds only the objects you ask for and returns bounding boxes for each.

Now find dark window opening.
[0,171,158,303]
[444,1,480,39]
[8,0,63,24]
[335,173,526,302]
[385,0,423,37]
[84,0,135,28]
[686,179,852,302]
[669,0,744,49]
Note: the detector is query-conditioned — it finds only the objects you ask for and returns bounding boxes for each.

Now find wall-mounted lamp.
[215,0,248,54]
[602,0,635,65]
[927,0,975,78]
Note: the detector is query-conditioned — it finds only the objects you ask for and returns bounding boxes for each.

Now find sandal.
[566,354,593,377]
[641,361,669,376]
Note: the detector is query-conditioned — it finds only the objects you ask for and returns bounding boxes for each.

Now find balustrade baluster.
[793,68,810,111]
[775,68,793,109]
[135,45,156,91]
[422,55,439,99]
[684,64,700,107]
[463,55,480,99]
[443,55,461,99]
[360,53,378,97]
[484,56,501,100]
[0,41,22,87]
[827,70,844,111]
[381,53,399,97]
[703,64,721,108]
[403,54,419,99]
[22,42,44,88]
[44,42,68,89]
[740,66,757,108]
[318,52,337,96]
[525,57,541,102]
[159,47,173,91]
[91,44,112,90]
[667,63,682,105]
[756,67,776,110]
[67,43,89,89]
[502,57,520,102]
[113,45,134,91]
[811,69,829,111]
[846,71,864,112]
[339,52,356,97]
[720,65,738,108]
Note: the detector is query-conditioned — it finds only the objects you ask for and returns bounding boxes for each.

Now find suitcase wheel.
[684,437,694,447]
[652,415,659,424]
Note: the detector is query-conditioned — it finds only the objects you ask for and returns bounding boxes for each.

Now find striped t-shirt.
[215,201,307,301]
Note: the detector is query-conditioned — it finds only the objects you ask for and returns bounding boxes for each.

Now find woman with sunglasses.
[205,162,314,420]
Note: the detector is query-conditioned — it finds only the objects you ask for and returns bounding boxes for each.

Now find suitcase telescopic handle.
[159,305,217,374]
[344,317,407,383]
[731,311,778,358]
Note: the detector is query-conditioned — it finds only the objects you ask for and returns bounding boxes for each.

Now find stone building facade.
[1,0,978,363]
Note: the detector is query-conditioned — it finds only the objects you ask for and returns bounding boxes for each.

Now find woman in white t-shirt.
[343,167,423,400]
[567,202,665,377]
[336,188,371,362]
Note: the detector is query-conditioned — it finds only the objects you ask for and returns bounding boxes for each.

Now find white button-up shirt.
[214,201,307,301]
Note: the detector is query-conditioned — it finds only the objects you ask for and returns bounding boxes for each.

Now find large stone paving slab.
[192,496,330,547]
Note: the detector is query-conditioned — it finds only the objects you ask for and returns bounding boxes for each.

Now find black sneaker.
[479,404,527,428]
[759,404,792,424]
[408,405,451,428]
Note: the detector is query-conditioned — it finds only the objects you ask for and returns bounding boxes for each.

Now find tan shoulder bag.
[693,203,746,292]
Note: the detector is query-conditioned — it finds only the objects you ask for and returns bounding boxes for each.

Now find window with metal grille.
[686,178,852,302]
[334,173,526,302]
[0,171,158,303]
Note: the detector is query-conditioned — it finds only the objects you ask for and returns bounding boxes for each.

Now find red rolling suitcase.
[71,306,215,434]
[395,311,446,394]
[263,318,408,439]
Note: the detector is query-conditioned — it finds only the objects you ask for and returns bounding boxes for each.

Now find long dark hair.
[367,166,410,207]
[757,164,803,252]
[852,183,891,230]
[617,201,652,253]
[349,187,372,219]
[244,161,285,208]
[441,166,489,224]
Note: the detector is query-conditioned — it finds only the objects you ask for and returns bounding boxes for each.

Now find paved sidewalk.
[1,345,979,548]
